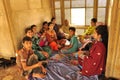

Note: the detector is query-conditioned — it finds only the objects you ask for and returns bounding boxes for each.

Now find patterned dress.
[79,41,106,76]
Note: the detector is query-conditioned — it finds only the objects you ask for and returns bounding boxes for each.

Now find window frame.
[52,0,110,27]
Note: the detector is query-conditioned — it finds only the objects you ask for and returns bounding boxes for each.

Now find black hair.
[39,21,48,33]
[69,27,76,32]
[48,22,53,27]
[95,25,108,66]
[42,21,48,26]
[25,27,32,34]
[39,29,45,34]
[91,18,97,23]
[51,17,55,22]
[30,25,36,29]
[95,25,108,50]
[22,36,32,43]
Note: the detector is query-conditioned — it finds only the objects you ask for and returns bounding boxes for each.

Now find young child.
[16,36,47,79]
[83,18,97,36]
[39,29,48,47]
[61,27,79,54]
[25,27,49,60]
[46,22,59,51]
[30,25,38,37]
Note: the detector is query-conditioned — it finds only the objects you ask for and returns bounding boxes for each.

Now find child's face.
[26,30,33,38]
[52,19,56,24]
[23,41,32,50]
[32,27,37,33]
[43,24,48,30]
[91,21,96,26]
[93,30,101,41]
[22,41,32,50]
[49,24,54,30]
[69,30,74,36]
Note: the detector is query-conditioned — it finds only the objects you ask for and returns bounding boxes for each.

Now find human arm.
[53,30,57,40]
[41,51,49,58]
[62,36,75,49]
[62,44,73,49]
[83,26,94,35]
[41,64,47,74]
[21,61,42,71]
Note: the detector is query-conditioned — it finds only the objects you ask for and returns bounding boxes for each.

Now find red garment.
[49,41,58,51]
[45,32,58,51]
[45,32,57,43]
[79,41,106,76]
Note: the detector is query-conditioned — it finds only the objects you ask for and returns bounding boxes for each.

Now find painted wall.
[0,0,15,58]
[0,0,52,58]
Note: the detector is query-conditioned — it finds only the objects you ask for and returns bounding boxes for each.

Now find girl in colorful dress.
[46,22,59,51]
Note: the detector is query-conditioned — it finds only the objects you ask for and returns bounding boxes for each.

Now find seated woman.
[39,29,48,47]
[72,25,108,78]
[25,27,49,60]
[61,27,79,54]
[16,36,47,79]
[46,22,60,51]
[38,21,52,56]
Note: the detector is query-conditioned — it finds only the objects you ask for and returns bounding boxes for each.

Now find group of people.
[16,17,108,80]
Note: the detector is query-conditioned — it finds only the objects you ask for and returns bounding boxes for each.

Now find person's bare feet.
[32,73,46,78]
[25,75,29,80]
[70,60,79,65]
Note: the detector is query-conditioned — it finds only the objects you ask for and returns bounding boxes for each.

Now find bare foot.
[77,71,82,74]
[70,60,79,65]
[32,73,46,78]
[25,75,29,80]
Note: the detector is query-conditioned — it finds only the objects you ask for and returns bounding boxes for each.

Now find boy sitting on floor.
[61,27,79,54]
[16,36,47,79]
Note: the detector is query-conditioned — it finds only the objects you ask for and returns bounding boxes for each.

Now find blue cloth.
[30,57,98,80]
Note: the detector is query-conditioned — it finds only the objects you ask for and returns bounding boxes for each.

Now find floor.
[0,65,26,80]
[0,65,107,80]
[0,59,119,80]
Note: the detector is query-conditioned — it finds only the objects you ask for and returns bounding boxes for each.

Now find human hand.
[78,51,85,59]
[42,67,47,75]
[78,51,83,56]
[37,62,42,67]
[70,60,79,65]
[42,51,49,58]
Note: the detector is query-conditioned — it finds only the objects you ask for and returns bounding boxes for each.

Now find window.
[71,8,85,25]
[64,0,94,26]
[53,0,108,26]
[97,0,107,22]
[54,0,61,24]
